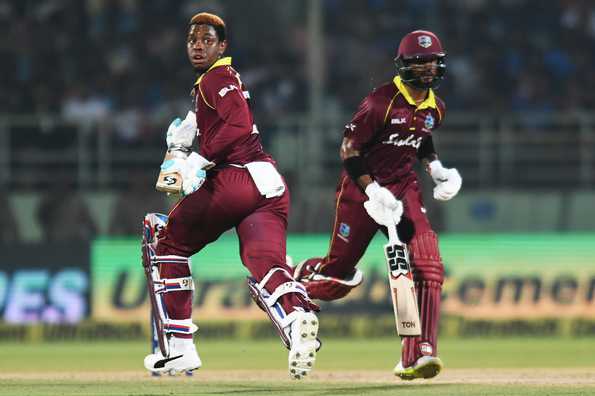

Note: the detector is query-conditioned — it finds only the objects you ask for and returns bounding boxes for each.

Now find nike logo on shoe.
[154,354,183,369]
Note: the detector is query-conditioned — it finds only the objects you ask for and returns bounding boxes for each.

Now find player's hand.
[429,160,462,201]
[158,156,188,195]
[158,152,211,196]
[180,152,209,196]
[166,111,197,149]
[363,199,403,227]
[365,181,399,210]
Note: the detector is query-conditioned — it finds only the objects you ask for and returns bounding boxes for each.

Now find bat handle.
[167,146,190,158]
[387,223,400,244]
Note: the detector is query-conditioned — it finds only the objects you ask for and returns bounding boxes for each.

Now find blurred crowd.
[2,0,595,240]
[1,0,311,148]
[2,0,595,143]
[324,0,595,113]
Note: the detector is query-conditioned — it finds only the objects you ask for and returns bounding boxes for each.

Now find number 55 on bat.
[385,223,421,336]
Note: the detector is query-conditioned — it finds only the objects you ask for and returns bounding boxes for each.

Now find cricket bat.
[384,223,421,336]
[155,148,188,194]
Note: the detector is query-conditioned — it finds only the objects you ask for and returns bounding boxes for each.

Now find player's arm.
[202,75,253,164]
[340,137,373,190]
[341,95,402,227]
[340,94,383,191]
[341,137,402,227]
[417,135,439,171]
[417,135,462,201]
[155,112,214,195]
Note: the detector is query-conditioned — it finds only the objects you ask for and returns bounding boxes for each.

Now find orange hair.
[189,12,226,41]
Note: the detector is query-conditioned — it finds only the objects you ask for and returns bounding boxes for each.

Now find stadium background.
[1,0,595,394]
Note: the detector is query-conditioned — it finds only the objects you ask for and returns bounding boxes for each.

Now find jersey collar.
[393,75,437,110]
[194,56,232,86]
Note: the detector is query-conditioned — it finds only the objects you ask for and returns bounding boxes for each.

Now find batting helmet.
[395,30,446,89]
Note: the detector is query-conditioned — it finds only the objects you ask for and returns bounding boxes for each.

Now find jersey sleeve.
[418,97,446,160]
[343,92,388,151]
[434,96,447,129]
[200,71,253,164]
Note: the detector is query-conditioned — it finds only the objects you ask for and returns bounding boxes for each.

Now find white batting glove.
[166,111,197,149]
[158,156,187,195]
[365,181,399,210]
[158,152,212,196]
[186,151,214,171]
[429,160,462,201]
[180,152,213,196]
[363,199,403,227]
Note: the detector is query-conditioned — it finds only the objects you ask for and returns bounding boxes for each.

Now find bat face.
[386,243,412,279]
[385,240,421,336]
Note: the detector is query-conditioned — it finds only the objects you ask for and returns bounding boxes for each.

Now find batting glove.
[158,152,212,196]
[365,181,400,210]
[166,111,197,150]
[180,152,212,196]
[363,198,403,227]
[429,160,462,201]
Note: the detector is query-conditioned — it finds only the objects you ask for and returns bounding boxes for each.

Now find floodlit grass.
[1,337,594,395]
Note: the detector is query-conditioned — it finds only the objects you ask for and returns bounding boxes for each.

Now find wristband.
[343,156,368,181]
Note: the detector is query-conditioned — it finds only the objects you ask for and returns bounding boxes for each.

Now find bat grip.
[387,223,400,244]
[167,146,191,158]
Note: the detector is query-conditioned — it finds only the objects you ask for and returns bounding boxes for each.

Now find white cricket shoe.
[144,337,202,374]
[394,355,443,380]
[287,311,319,380]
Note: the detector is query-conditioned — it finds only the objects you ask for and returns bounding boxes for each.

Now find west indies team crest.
[424,114,435,130]
[418,35,433,48]
[339,223,350,238]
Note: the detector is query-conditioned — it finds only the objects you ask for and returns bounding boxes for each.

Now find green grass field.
[2,337,595,395]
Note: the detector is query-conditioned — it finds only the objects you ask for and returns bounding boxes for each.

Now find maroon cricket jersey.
[344,76,446,195]
[192,57,272,166]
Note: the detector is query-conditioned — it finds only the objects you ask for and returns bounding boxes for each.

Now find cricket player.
[293,30,462,380]
[143,13,320,379]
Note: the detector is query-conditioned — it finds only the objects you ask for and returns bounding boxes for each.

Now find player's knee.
[409,231,444,284]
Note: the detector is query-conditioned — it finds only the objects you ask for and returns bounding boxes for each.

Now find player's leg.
[142,213,201,374]
[393,186,444,380]
[294,176,378,300]
[237,194,320,380]
[143,173,243,374]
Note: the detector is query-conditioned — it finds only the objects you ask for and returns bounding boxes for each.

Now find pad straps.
[151,255,195,293]
[154,276,195,294]
[153,254,192,267]
[164,318,198,335]
[247,267,313,349]
[255,268,309,307]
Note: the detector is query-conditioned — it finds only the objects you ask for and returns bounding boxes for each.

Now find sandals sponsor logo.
[382,133,423,149]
